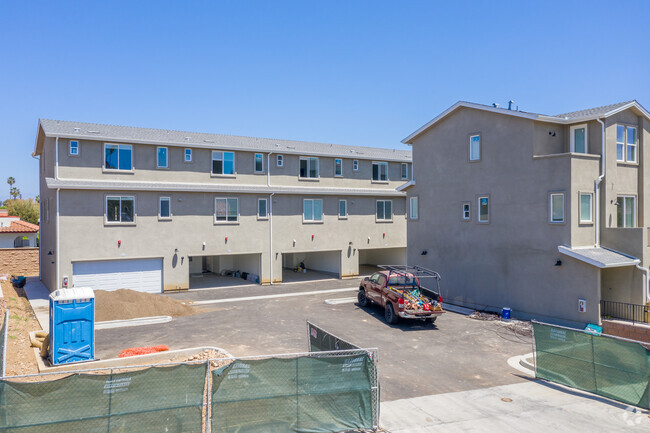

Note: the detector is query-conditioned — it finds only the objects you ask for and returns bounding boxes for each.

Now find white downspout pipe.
[269,193,274,285]
[55,136,60,289]
[595,118,605,247]
[635,263,650,302]
[31,153,41,280]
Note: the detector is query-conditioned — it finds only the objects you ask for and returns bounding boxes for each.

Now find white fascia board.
[557,245,640,268]
[396,179,415,191]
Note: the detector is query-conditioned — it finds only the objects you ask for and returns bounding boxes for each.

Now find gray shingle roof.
[553,101,637,120]
[39,119,411,162]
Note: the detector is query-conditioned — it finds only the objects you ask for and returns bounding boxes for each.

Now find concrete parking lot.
[95,278,531,401]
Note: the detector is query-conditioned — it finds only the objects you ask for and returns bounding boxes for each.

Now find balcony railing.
[601,300,650,324]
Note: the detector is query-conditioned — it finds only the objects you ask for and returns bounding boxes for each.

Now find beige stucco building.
[34,120,410,293]
[402,100,650,326]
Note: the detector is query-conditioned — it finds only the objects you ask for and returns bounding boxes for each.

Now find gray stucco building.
[402,101,650,326]
[34,120,410,293]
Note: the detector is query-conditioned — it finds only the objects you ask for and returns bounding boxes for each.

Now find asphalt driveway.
[95,279,531,401]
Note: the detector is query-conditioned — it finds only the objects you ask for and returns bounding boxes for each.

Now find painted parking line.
[324,297,358,305]
[191,287,359,305]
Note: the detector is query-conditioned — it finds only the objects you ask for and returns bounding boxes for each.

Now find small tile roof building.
[0,210,39,248]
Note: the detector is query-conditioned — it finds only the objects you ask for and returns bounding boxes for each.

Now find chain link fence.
[0,349,379,432]
[532,320,649,409]
[0,311,7,378]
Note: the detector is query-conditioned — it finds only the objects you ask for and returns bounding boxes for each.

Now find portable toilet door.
[49,287,95,365]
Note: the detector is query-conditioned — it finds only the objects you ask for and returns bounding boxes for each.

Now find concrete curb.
[33,345,234,374]
[507,352,535,377]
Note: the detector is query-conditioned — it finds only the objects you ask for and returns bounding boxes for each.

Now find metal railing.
[601,300,650,324]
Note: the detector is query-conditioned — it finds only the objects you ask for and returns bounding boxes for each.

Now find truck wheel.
[385,303,399,324]
[357,290,369,307]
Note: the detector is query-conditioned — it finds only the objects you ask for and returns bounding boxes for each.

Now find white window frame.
[303,198,323,222]
[276,154,284,167]
[462,202,471,221]
[254,153,265,173]
[353,160,359,171]
[372,162,388,182]
[334,159,343,177]
[299,157,319,179]
[338,199,347,219]
[157,146,168,168]
[549,192,565,224]
[105,195,135,224]
[103,143,133,171]
[469,134,480,161]
[184,148,192,163]
[159,196,171,219]
[477,196,489,223]
[616,125,625,162]
[409,196,418,220]
[570,124,588,154]
[401,163,409,180]
[214,197,239,223]
[212,151,235,175]
[579,192,593,223]
[257,198,268,220]
[69,140,79,156]
[616,195,636,228]
[376,200,393,222]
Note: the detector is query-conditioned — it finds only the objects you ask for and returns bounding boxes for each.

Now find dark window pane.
[300,159,308,177]
[385,201,392,219]
[105,146,118,169]
[121,198,134,222]
[107,198,120,222]
[160,199,170,218]
[213,159,223,174]
[119,146,132,170]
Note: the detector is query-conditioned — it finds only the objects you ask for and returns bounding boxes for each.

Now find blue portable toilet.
[49,287,95,365]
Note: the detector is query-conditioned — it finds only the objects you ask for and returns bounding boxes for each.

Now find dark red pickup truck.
[358,265,444,324]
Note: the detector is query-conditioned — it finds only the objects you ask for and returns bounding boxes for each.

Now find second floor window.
[550,193,564,223]
[335,159,343,177]
[580,193,592,223]
[353,160,359,171]
[258,198,268,219]
[410,197,418,220]
[157,147,168,168]
[616,196,636,228]
[570,124,587,154]
[69,140,79,156]
[185,148,192,162]
[617,125,637,163]
[159,197,171,219]
[104,144,132,170]
[255,153,264,173]
[215,197,238,222]
[372,162,388,181]
[376,200,392,221]
[303,199,323,222]
[300,157,319,178]
[469,135,480,161]
[401,163,409,179]
[212,151,235,175]
[478,196,489,223]
[106,196,134,223]
[277,154,284,167]
[339,200,347,218]
[462,202,470,220]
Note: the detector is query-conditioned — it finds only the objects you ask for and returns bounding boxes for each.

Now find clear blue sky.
[1,0,648,201]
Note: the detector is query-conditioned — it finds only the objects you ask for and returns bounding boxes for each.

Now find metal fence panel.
[211,354,375,433]
[307,321,359,352]
[533,321,649,409]
[0,311,8,378]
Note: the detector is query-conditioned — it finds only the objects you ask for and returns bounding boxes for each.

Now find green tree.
[9,186,20,200]
[7,176,15,199]
[5,199,39,225]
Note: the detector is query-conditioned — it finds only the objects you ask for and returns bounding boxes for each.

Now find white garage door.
[73,258,163,293]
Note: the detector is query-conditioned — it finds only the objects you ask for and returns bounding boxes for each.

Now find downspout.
[594,118,605,247]
[55,136,60,289]
[635,263,650,302]
[267,152,274,285]
[31,153,41,280]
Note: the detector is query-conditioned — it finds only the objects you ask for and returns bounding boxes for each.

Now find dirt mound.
[94,289,196,321]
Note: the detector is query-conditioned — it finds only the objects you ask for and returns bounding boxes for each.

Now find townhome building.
[401,100,650,326]
[34,120,410,293]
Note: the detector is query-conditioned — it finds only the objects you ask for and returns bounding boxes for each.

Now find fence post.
[1,311,8,378]
[204,360,212,433]
[590,334,598,395]
[106,368,113,433]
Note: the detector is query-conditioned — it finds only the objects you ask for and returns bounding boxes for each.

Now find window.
[616,196,636,228]
[69,140,79,156]
[339,200,347,218]
[258,198,268,219]
[215,198,238,222]
[277,154,284,167]
[478,196,489,223]
[185,148,192,162]
[255,153,264,173]
[549,193,564,223]
[303,199,323,222]
[334,159,343,177]
[104,144,132,170]
[409,197,418,220]
[570,124,587,154]
[469,135,480,161]
[579,193,593,223]
[159,197,171,219]
[401,163,409,180]
[462,202,470,220]
[376,200,393,221]
[106,196,135,223]
[617,125,638,163]
[299,157,319,178]
[157,147,168,168]
[353,160,359,171]
[212,151,235,175]
[372,162,388,181]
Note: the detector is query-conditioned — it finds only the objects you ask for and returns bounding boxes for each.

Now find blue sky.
[1,0,648,201]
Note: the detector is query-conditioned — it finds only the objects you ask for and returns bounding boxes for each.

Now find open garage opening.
[189,253,262,289]
[282,250,341,283]
[358,247,406,276]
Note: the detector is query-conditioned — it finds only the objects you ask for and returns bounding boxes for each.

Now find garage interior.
[358,247,406,276]
[189,253,262,289]
[282,250,341,283]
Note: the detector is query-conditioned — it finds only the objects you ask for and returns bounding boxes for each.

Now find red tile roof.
[0,220,39,233]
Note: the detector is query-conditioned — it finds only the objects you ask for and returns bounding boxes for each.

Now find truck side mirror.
[364,277,370,281]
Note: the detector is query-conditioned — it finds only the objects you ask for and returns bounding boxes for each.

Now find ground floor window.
[616,196,636,227]
[339,200,347,218]
[549,193,564,223]
[159,197,171,219]
[579,193,592,223]
[258,198,268,219]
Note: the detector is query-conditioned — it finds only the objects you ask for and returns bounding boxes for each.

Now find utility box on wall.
[49,287,95,365]
[578,299,586,313]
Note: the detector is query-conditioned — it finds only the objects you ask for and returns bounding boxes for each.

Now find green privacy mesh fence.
[0,311,7,378]
[211,353,377,433]
[533,321,649,409]
[308,322,360,352]
[0,363,207,432]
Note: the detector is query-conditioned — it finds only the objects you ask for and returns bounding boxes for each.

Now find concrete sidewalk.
[380,380,649,432]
